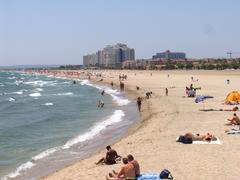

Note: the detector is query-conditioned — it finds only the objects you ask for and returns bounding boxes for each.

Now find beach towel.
[192,138,221,144]
[137,173,161,180]
[226,128,240,135]
[195,95,214,103]
[176,137,221,144]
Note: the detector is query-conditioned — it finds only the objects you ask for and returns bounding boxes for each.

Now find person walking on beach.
[111,81,114,88]
[165,88,168,96]
[137,97,142,112]
[96,145,121,165]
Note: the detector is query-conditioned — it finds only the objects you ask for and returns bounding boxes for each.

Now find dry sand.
[42,70,240,180]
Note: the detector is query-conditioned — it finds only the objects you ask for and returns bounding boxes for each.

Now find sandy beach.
[41,70,240,180]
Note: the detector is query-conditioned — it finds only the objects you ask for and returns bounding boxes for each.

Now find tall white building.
[83,43,135,68]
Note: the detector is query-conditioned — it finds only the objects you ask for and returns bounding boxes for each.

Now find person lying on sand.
[200,107,239,112]
[106,157,136,180]
[226,113,240,125]
[183,132,217,142]
[96,145,121,165]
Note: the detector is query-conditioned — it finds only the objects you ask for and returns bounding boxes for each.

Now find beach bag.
[159,169,173,179]
[177,136,192,144]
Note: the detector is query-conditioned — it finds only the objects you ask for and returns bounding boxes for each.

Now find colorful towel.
[137,173,161,180]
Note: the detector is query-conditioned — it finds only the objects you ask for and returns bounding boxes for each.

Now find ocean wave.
[29,93,41,97]
[7,91,24,95]
[62,110,125,149]
[80,80,130,106]
[14,80,23,86]
[56,92,73,96]
[8,97,15,102]
[2,110,125,179]
[34,88,44,92]
[23,80,56,87]
[42,102,54,106]
[32,147,59,161]
[110,94,130,106]
[8,77,16,80]
[2,161,35,180]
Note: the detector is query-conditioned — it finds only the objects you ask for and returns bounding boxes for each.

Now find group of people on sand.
[119,74,127,81]
[186,84,196,97]
[96,146,140,180]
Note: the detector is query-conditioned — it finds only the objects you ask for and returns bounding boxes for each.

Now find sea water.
[0,71,139,179]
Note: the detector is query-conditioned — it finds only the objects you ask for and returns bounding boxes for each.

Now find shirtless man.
[96,145,121,165]
[106,157,136,180]
[226,113,240,125]
[127,154,140,177]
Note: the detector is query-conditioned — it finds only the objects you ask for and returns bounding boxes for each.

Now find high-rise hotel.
[83,43,135,67]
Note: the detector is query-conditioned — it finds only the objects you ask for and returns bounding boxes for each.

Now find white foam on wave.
[34,88,44,92]
[29,92,41,97]
[14,80,23,85]
[32,147,59,161]
[8,97,15,102]
[56,92,73,96]
[8,77,16,80]
[80,80,91,86]
[110,94,130,106]
[7,90,24,95]
[62,110,125,149]
[3,161,35,179]
[80,80,130,106]
[23,80,56,87]
[43,102,54,106]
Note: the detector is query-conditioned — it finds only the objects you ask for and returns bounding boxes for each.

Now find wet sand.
[42,70,240,180]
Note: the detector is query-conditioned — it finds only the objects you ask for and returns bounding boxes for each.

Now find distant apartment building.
[152,50,186,60]
[83,53,98,66]
[83,43,135,68]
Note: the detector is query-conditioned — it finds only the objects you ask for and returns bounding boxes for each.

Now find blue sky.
[0,0,240,66]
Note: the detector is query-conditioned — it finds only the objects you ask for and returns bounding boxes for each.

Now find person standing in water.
[137,97,142,112]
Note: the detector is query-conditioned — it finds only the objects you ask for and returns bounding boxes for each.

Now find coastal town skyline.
[1,0,240,66]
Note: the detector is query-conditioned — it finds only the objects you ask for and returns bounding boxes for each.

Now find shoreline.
[41,70,169,180]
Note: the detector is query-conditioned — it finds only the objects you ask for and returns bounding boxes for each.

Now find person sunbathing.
[226,113,240,125]
[106,157,136,180]
[96,145,121,165]
[184,132,216,142]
